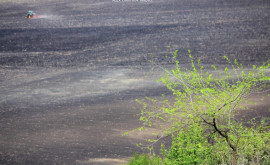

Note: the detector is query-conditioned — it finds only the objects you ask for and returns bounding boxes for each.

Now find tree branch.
[212,118,236,151]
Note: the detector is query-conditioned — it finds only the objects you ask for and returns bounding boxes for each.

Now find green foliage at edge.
[127,153,162,165]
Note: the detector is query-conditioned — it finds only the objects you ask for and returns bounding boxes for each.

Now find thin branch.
[200,116,214,126]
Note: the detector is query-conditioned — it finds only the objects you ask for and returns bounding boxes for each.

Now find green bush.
[161,123,217,165]
[127,153,162,165]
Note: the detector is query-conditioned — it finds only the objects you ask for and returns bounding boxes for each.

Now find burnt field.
[0,0,270,164]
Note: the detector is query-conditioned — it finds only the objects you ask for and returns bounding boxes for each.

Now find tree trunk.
[232,149,237,165]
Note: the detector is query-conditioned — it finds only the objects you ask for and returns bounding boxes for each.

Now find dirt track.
[0,0,270,164]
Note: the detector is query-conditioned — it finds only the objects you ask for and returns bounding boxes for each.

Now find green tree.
[135,50,270,164]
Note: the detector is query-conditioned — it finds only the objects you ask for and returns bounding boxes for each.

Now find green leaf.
[122,132,129,136]
[174,50,178,58]
[211,65,216,70]
[138,127,144,131]
[224,67,228,74]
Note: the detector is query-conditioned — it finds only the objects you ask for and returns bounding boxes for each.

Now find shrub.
[127,153,162,165]
[131,50,270,165]
[161,123,216,165]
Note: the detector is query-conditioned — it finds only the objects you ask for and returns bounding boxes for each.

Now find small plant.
[127,153,162,165]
